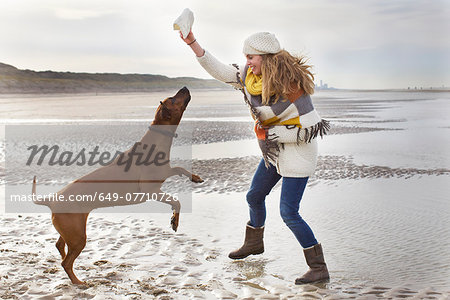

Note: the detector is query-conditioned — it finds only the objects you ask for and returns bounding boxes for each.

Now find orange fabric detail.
[287,87,304,103]
[254,122,267,140]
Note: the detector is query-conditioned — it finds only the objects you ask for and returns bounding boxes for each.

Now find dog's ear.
[160,101,171,120]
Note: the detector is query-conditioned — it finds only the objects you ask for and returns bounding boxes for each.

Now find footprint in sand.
[180,253,202,266]
[93,260,109,266]
[180,276,200,287]
[171,265,188,273]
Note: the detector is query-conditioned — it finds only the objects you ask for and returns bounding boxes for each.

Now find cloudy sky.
[0,0,448,89]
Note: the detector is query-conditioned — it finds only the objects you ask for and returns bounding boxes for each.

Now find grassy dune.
[0,63,228,93]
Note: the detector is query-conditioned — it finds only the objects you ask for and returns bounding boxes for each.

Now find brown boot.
[295,243,330,284]
[228,223,264,259]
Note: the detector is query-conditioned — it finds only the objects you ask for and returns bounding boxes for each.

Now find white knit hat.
[243,32,281,55]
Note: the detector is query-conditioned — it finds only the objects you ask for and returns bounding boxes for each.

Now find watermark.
[9,192,179,203]
[26,142,170,172]
[4,124,194,214]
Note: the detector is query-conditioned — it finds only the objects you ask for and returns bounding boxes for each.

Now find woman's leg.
[280,177,330,284]
[247,159,282,227]
[229,159,281,259]
[279,177,318,248]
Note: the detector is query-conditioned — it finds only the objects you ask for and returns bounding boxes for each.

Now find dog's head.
[153,87,191,125]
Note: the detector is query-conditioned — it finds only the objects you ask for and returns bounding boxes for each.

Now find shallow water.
[166,177,450,293]
[1,89,449,298]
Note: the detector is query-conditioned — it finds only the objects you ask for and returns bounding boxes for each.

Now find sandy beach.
[1,89,449,299]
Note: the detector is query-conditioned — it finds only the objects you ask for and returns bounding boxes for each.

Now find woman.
[180,31,330,284]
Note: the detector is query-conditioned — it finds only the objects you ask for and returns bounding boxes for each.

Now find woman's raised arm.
[180,31,205,57]
[180,31,242,87]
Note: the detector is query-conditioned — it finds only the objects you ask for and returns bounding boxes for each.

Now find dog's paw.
[171,212,179,232]
[191,174,204,183]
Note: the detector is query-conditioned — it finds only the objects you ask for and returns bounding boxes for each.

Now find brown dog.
[32,87,203,284]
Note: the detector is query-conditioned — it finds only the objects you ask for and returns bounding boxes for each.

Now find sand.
[1,89,449,299]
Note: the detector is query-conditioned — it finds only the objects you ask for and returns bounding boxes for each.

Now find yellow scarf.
[245,68,262,96]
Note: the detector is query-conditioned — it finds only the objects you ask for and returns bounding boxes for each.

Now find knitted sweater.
[197,50,319,177]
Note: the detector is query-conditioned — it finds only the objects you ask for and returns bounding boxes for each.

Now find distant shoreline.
[0,88,233,97]
[339,88,450,93]
[1,62,448,94]
[1,88,449,97]
[0,62,230,94]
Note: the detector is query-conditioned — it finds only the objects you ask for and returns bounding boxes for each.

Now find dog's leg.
[62,236,87,285]
[169,167,203,183]
[52,213,88,284]
[56,236,66,260]
[159,189,181,232]
[139,182,180,231]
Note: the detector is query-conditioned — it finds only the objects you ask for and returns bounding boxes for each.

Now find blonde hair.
[261,50,315,105]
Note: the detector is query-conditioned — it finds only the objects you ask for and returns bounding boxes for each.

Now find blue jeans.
[246,159,318,248]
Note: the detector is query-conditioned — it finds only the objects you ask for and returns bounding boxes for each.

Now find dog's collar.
[148,126,178,138]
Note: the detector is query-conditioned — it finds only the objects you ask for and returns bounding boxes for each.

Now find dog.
[32,87,203,284]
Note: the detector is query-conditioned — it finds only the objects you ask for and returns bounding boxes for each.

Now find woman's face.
[246,54,263,75]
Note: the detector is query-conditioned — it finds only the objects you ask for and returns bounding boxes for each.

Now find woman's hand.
[180,31,195,45]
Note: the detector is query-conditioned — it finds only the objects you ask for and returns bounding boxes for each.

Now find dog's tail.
[32,176,50,206]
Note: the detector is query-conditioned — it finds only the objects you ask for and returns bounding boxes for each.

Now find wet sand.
[1,89,450,299]
[1,178,449,299]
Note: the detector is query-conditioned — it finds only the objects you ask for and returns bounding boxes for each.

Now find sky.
[0,0,449,89]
